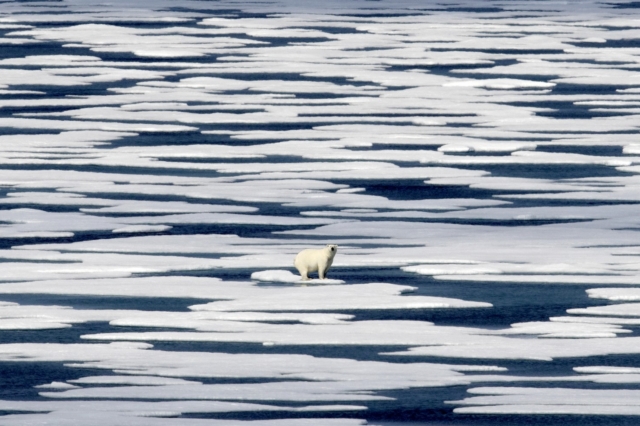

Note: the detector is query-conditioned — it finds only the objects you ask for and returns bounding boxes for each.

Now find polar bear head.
[325,244,338,258]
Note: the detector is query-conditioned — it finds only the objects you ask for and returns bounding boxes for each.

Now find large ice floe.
[3,0,640,424]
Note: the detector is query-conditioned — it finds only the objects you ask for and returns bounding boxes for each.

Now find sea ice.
[451,387,640,416]
[251,269,345,284]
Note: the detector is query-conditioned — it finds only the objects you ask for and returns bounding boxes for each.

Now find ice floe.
[451,387,640,415]
[251,269,345,284]
[112,225,172,234]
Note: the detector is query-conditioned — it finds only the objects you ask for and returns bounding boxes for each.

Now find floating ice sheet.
[188,283,491,312]
[251,269,345,284]
[587,288,640,302]
[384,334,640,361]
[452,387,640,416]
[112,225,172,234]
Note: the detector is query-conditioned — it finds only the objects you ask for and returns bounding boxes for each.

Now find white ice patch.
[0,399,362,420]
[108,309,358,329]
[384,333,640,361]
[9,232,75,239]
[83,201,258,215]
[0,192,114,207]
[34,382,79,390]
[0,341,473,382]
[68,376,202,386]
[188,283,491,312]
[0,117,197,133]
[444,78,555,90]
[40,382,380,402]
[587,288,640,302]
[568,304,640,318]
[551,316,640,325]
[0,319,72,330]
[438,144,471,153]
[251,269,344,284]
[574,366,640,374]
[451,387,640,416]
[112,225,172,234]
[482,321,630,339]
[0,277,488,339]
[0,412,367,426]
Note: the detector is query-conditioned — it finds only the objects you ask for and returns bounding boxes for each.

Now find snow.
[443,78,555,90]
[68,376,202,386]
[383,334,640,361]
[568,304,640,317]
[3,0,640,423]
[188,283,491,312]
[574,366,640,374]
[0,411,367,426]
[40,382,380,402]
[451,387,640,415]
[251,269,345,284]
[482,321,630,339]
[112,225,172,234]
[35,382,80,390]
[0,399,364,420]
[587,288,640,302]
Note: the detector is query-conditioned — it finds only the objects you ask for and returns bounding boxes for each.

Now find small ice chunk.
[438,144,471,153]
[587,288,640,302]
[12,232,74,238]
[251,270,344,284]
[341,209,377,213]
[112,225,172,234]
[568,303,640,317]
[444,78,555,89]
[35,382,79,390]
[0,319,72,330]
[623,144,640,155]
[451,387,640,416]
[69,376,201,386]
[574,366,640,374]
[336,188,365,193]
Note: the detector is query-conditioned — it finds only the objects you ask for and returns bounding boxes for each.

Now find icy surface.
[3,0,640,424]
[451,387,640,415]
[250,269,345,284]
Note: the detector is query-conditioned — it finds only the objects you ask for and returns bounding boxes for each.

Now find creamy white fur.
[294,244,338,280]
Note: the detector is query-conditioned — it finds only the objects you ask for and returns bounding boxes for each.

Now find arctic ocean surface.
[1,0,640,424]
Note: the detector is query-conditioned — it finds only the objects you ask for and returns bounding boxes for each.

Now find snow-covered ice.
[251,269,345,284]
[2,0,640,424]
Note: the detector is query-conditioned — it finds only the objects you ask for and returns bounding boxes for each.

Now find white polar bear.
[294,244,338,280]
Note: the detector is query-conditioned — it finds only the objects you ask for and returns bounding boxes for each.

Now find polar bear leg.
[318,260,328,279]
[297,266,310,280]
[320,268,329,279]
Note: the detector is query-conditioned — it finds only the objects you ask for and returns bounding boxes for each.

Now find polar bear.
[294,244,338,280]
